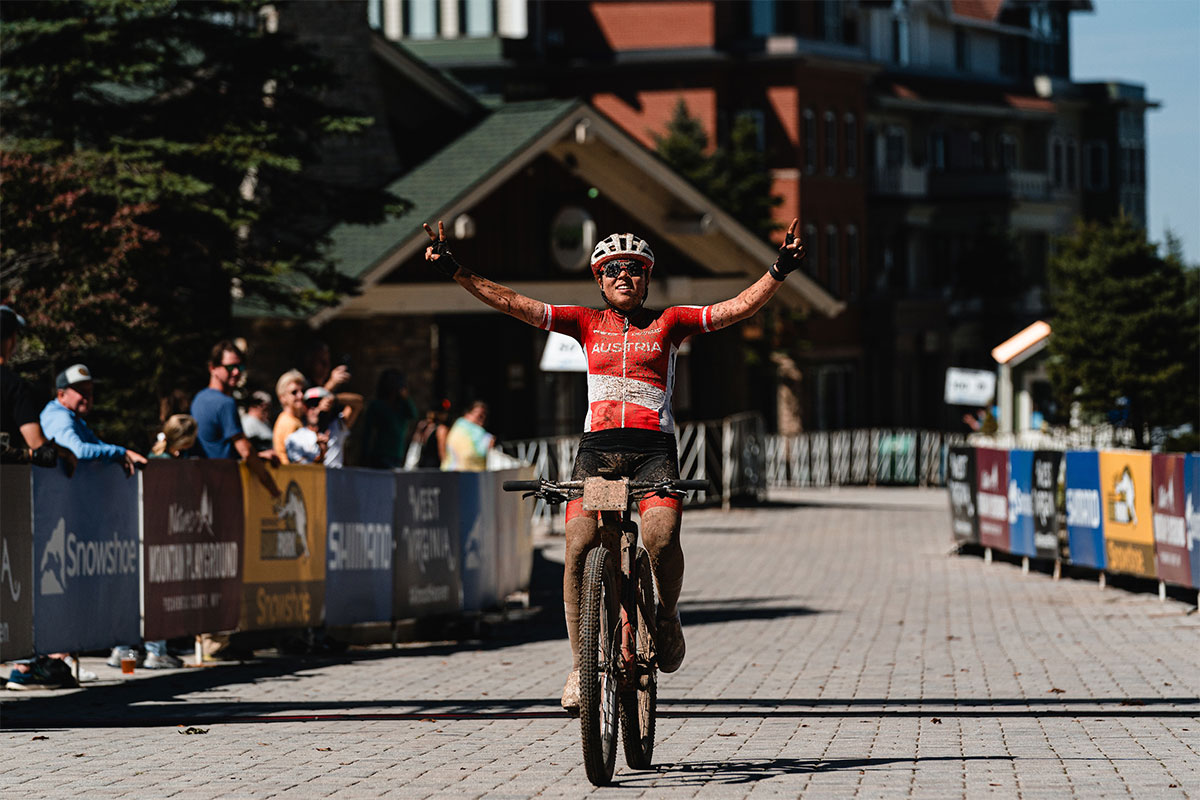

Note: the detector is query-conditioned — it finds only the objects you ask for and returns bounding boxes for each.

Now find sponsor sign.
[32,461,140,653]
[239,464,326,630]
[1065,451,1105,569]
[1099,451,1154,578]
[1187,454,1200,589]
[1031,451,1064,560]
[142,460,243,640]
[1007,450,1035,557]
[975,448,1009,551]
[944,368,996,406]
[946,446,979,544]
[492,467,536,599]
[457,472,497,612]
[325,468,396,625]
[539,331,588,372]
[1151,454,1190,586]
[394,471,462,619]
[0,466,35,661]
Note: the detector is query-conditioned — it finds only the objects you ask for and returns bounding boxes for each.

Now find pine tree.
[1046,217,1198,445]
[0,0,403,446]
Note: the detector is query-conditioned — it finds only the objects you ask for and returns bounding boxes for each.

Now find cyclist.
[423,219,806,710]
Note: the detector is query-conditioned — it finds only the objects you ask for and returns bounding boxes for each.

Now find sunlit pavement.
[2,487,1197,799]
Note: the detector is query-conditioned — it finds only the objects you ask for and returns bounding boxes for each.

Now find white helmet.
[589,233,655,277]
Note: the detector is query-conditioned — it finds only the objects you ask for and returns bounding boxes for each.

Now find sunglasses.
[602,260,646,279]
[220,363,244,374]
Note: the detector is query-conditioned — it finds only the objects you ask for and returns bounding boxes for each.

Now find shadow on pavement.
[617,755,1015,786]
[678,596,822,626]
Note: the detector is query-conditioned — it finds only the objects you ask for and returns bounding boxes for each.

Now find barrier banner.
[1065,451,1105,569]
[976,448,1009,551]
[325,468,395,625]
[142,460,243,640]
[1151,454,1190,586]
[1032,451,1064,560]
[458,472,497,612]
[32,461,140,653]
[946,446,979,544]
[1099,450,1154,578]
[393,471,462,619]
[1188,454,1200,589]
[239,464,326,631]
[1007,450,1035,557]
[492,467,536,599]
[1,465,35,661]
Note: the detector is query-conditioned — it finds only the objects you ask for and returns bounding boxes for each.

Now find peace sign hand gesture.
[769,218,806,281]
[423,220,463,278]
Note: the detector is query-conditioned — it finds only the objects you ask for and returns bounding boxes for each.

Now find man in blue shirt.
[40,363,147,475]
[191,340,280,498]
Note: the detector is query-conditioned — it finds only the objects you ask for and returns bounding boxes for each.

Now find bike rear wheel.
[579,546,620,786]
[620,547,657,770]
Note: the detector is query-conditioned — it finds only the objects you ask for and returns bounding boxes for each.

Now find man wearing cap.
[40,363,148,475]
[191,339,280,498]
[285,386,352,467]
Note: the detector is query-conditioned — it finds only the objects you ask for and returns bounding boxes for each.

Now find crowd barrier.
[946,446,1199,591]
[0,460,534,662]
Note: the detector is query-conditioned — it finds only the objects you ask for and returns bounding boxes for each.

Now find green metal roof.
[326,98,580,281]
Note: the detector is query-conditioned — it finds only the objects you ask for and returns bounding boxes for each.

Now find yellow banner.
[1098,450,1154,577]
[239,464,327,629]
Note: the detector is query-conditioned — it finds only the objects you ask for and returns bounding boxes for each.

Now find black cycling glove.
[30,442,58,468]
[430,240,463,278]
[769,229,806,281]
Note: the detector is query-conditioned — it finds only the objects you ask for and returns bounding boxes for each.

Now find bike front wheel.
[579,546,620,786]
[620,546,657,770]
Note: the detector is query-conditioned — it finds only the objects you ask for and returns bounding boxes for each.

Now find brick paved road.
[3,488,1197,798]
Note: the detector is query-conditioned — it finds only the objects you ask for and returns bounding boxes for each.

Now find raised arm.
[707,218,806,330]
[423,221,545,327]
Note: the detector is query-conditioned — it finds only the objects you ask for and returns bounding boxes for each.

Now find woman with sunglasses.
[424,219,805,711]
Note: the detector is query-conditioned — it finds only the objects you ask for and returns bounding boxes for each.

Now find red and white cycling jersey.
[539,304,714,433]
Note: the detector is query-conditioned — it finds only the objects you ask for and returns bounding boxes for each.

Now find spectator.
[108,415,199,671]
[303,340,353,394]
[191,340,280,498]
[273,369,308,462]
[286,386,351,467]
[442,400,494,472]
[361,368,418,469]
[240,390,274,453]
[0,305,72,473]
[412,400,451,469]
[40,363,148,475]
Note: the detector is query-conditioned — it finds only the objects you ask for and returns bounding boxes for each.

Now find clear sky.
[1071,0,1200,264]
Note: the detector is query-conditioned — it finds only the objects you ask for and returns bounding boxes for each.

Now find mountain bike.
[503,474,707,786]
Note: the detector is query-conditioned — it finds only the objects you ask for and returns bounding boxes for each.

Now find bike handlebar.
[501,478,709,493]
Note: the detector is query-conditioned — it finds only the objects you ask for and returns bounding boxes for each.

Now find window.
[737,110,766,152]
[1086,141,1108,190]
[955,29,970,71]
[405,0,438,39]
[803,109,817,174]
[1000,134,1017,171]
[969,132,984,170]
[820,0,843,42]
[1066,139,1077,189]
[750,0,775,37]
[928,129,946,171]
[844,114,857,176]
[463,0,494,37]
[824,111,837,176]
[825,225,839,295]
[885,127,905,168]
[1051,138,1063,187]
[891,0,910,65]
[846,225,860,299]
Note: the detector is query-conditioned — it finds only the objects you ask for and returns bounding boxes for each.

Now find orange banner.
[239,464,327,630]
[1098,450,1154,578]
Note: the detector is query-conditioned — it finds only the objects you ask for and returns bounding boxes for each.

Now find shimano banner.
[1099,451,1154,578]
[325,468,396,625]
[1031,451,1064,560]
[32,461,140,653]
[1007,450,1035,558]
[142,460,244,641]
[394,471,462,619]
[0,466,35,661]
[239,464,327,631]
[1065,451,1105,569]
[946,447,979,544]
[976,448,1010,552]
[1150,454,1190,586]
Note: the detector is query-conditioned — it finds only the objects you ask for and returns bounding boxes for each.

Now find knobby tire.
[579,546,619,786]
[620,547,657,770]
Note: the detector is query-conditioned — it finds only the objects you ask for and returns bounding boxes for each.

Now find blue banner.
[457,472,497,612]
[1065,451,1105,569]
[32,461,140,653]
[324,468,397,625]
[394,471,463,619]
[1,466,35,661]
[1007,450,1035,557]
[1188,454,1200,589]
